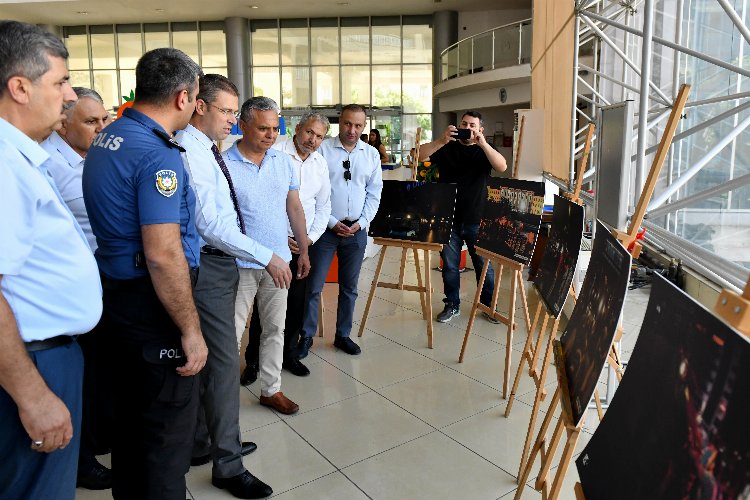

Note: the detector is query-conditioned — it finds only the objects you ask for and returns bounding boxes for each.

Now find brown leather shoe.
[259,391,299,415]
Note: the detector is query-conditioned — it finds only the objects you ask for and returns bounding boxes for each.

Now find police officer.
[0,21,102,500]
[82,48,207,500]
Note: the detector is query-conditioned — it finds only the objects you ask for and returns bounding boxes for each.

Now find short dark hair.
[341,103,367,116]
[240,96,279,123]
[0,21,68,98]
[197,74,239,105]
[462,110,484,126]
[134,48,203,106]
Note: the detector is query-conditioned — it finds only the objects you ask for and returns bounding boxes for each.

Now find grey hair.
[63,87,104,115]
[298,111,330,133]
[240,96,280,123]
[135,48,202,106]
[0,21,68,98]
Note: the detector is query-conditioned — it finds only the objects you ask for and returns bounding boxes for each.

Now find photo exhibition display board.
[554,221,632,427]
[533,195,585,318]
[576,274,750,499]
[368,180,457,245]
[477,177,545,265]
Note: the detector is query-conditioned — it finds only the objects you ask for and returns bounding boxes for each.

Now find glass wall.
[63,21,227,113]
[250,16,433,162]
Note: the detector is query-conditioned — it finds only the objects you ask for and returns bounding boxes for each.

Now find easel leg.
[506,301,543,416]
[593,387,604,421]
[503,269,519,398]
[424,249,434,349]
[515,389,561,497]
[459,258,490,363]
[534,410,566,491]
[358,245,388,338]
[413,248,427,320]
[398,247,407,287]
[546,419,584,500]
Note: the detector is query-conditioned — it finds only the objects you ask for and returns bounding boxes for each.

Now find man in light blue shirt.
[0,21,102,500]
[42,87,110,252]
[41,86,113,491]
[224,96,310,416]
[298,104,383,358]
[175,75,272,499]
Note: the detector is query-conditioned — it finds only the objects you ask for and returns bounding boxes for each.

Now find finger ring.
[33,440,44,447]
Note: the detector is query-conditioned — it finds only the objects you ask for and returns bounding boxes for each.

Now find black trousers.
[77,320,114,469]
[102,274,199,500]
[245,253,308,366]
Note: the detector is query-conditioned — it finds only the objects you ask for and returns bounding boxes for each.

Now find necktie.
[211,144,246,234]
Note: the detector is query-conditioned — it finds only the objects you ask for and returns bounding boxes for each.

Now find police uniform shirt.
[318,136,383,230]
[41,131,97,252]
[175,124,273,266]
[82,107,200,279]
[0,117,102,342]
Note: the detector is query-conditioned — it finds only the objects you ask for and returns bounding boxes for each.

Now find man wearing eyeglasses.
[175,75,273,499]
[297,104,383,358]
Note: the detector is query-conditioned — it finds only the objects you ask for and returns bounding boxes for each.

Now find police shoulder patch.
[155,169,178,197]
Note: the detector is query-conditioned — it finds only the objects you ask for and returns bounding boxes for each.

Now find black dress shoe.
[333,336,361,355]
[283,358,310,376]
[212,470,273,499]
[297,336,313,359]
[191,441,257,467]
[77,460,112,490]
[240,364,258,386]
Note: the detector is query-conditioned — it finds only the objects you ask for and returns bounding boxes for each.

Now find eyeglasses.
[343,160,351,181]
[206,102,240,120]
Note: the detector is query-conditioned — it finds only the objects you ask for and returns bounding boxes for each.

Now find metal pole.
[716,0,750,47]
[635,0,655,204]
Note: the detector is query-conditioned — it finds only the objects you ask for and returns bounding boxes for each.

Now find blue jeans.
[441,222,495,307]
[302,228,368,339]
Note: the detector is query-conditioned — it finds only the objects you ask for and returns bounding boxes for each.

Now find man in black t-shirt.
[418,111,507,322]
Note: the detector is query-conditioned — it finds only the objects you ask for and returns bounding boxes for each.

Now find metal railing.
[439,19,532,82]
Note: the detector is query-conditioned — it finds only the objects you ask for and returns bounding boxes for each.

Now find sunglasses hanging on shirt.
[343,160,351,181]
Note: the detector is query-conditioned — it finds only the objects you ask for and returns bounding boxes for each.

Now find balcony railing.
[440,19,532,82]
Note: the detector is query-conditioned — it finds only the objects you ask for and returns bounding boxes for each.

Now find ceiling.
[0,0,529,26]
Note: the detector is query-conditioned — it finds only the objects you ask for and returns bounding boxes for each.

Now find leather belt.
[201,245,231,258]
[26,335,75,353]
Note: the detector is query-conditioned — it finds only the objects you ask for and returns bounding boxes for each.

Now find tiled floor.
[77,248,649,500]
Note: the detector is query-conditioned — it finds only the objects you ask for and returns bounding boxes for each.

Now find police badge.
[155,169,178,197]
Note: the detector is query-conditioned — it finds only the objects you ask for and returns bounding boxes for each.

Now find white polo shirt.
[273,137,331,243]
[0,118,102,342]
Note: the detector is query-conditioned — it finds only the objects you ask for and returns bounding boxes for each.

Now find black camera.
[454,128,471,140]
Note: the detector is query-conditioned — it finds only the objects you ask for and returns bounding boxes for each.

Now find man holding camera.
[417,111,507,323]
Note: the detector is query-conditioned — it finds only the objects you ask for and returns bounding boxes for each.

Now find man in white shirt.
[242,111,331,383]
[176,75,275,499]
[297,104,383,358]
[41,87,112,491]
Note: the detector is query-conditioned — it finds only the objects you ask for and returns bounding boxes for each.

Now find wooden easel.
[517,84,692,500]
[512,115,526,179]
[566,123,595,205]
[457,248,533,398]
[573,277,750,500]
[357,237,442,348]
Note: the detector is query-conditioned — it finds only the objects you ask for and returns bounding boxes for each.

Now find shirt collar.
[183,123,214,150]
[0,117,50,168]
[47,131,83,167]
[122,106,170,136]
[281,137,303,162]
[225,140,278,165]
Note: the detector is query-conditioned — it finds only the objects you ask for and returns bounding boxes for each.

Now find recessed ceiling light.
[248,4,259,8]
[77,11,88,14]
[336,1,349,4]
[154,8,164,12]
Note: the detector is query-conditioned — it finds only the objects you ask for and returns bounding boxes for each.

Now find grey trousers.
[192,253,245,479]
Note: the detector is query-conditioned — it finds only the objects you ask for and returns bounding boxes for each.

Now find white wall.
[457,9,532,39]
